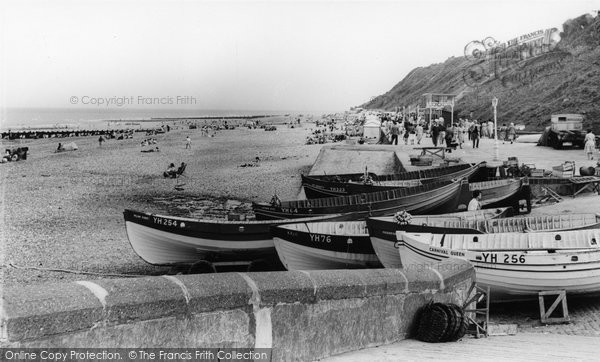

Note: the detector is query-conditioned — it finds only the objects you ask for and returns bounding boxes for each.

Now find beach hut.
[363,115,381,142]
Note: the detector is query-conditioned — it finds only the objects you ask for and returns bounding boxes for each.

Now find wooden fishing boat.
[301,163,484,199]
[123,209,347,266]
[396,230,600,297]
[469,178,523,206]
[252,179,463,221]
[271,221,382,270]
[369,212,600,269]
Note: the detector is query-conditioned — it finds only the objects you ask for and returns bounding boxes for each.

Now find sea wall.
[1,259,475,361]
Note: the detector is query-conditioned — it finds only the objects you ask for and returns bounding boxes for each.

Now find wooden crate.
[530,169,545,177]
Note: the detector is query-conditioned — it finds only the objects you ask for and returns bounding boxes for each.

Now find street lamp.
[492,97,499,162]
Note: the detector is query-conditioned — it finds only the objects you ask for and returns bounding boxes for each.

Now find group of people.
[427,118,518,149]
[163,162,187,178]
[385,118,425,146]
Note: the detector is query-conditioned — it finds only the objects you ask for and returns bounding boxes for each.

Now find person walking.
[584,129,596,160]
[457,121,465,148]
[98,135,105,147]
[499,124,507,144]
[431,120,440,147]
[415,122,424,145]
[390,121,400,145]
[185,135,192,149]
[438,120,446,147]
[507,123,517,144]
[470,122,480,148]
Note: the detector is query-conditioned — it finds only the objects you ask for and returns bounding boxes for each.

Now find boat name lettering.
[330,187,345,192]
[280,208,298,214]
[450,250,465,257]
[153,217,178,227]
[429,247,448,255]
[309,233,331,243]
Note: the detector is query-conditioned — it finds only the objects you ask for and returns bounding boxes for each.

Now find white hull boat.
[397,229,600,297]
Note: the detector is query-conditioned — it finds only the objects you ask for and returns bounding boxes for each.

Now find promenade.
[320,333,598,361]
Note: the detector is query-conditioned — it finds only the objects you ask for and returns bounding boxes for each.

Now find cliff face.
[362,14,600,131]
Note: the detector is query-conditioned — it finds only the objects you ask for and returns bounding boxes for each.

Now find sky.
[1,0,598,114]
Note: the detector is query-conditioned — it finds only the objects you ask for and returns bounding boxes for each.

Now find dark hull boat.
[271,221,382,270]
[369,212,600,269]
[123,209,347,266]
[301,162,484,199]
[252,179,463,221]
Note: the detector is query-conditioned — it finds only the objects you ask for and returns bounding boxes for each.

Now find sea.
[0,107,304,131]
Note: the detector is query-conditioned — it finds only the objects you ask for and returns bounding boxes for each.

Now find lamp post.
[492,97,499,162]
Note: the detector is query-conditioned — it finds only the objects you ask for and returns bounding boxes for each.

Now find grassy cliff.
[362,14,600,131]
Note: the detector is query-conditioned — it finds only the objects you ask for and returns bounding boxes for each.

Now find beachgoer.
[468,190,482,211]
[431,121,439,147]
[585,129,596,160]
[470,122,480,148]
[438,120,446,147]
[499,124,507,143]
[507,123,517,144]
[98,136,104,147]
[57,143,63,152]
[415,123,424,145]
[445,124,455,152]
[487,120,495,139]
[456,121,464,148]
[185,136,192,149]
[390,122,400,145]
[403,120,411,145]
[163,163,177,178]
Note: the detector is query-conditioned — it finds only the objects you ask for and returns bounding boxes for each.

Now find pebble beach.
[2,118,600,337]
[1,119,324,286]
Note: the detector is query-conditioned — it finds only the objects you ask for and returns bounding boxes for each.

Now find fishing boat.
[469,178,524,206]
[369,212,600,269]
[271,221,382,270]
[123,209,348,266]
[396,229,600,297]
[301,162,484,199]
[252,179,463,220]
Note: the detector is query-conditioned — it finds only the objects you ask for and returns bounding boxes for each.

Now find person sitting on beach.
[468,190,482,211]
[163,163,177,178]
[56,143,64,152]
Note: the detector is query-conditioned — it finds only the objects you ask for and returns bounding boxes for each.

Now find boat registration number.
[153,217,178,227]
[309,234,332,243]
[481,252,525,264]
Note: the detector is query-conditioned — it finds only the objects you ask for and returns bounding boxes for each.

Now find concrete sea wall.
[1,259,475,361]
